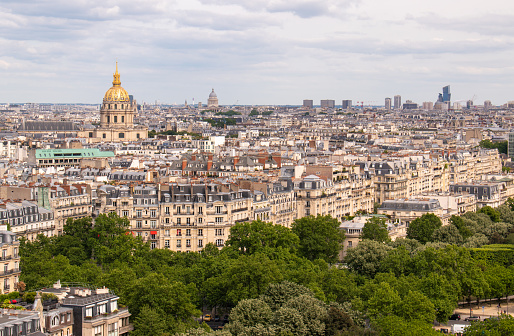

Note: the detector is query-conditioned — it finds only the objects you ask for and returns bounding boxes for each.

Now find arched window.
[52,316,59,326]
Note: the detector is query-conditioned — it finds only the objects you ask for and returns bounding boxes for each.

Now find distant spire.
[113,61,121,86]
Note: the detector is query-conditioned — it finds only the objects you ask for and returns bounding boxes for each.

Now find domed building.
[81,63,147,142]
[207,88,219,108]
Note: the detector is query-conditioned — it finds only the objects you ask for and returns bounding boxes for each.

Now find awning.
[150,231,157,235]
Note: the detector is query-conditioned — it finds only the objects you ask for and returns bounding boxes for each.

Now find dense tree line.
[19,202,514,335]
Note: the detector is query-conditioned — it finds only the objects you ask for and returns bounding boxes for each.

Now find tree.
[361,217,390,243]
[431,225,464,245]
[406,213,442,244]
[205,253,283,307]
[226,299,274,336]
[292,215,345,263]
[345,240,393,277]
[478,206,501,223]
[260,281,314,310]
[463,233,489,248]
[132,305,170,336]
[450,215,473,239]
[126,273,200,331]
[395,290,435,323]
[506,197,514,212]
[366,282,401,319]
[463,314,514,335]
[373,316,440,336]
[225,220,299,255]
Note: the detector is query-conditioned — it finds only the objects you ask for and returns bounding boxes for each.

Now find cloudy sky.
[1,0,513,105]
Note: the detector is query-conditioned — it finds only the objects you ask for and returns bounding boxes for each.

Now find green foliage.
[292,215,345,263]
[406,213,442,243]
[431,224,464,245]
[463,314,514,335]
[345,240,393,277]
[479,139,507,154]
[215,110,241,117]
[203,118,237,128]
[225,220,299,255]
[478,206,501,222]
[361,217,390,243]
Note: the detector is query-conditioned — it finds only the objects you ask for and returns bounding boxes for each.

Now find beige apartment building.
[0,226,20,294]
[378,198,451,226]
[96,174,375,252]
[295,175,375,220]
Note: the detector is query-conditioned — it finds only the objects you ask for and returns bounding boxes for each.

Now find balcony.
[0,269,21,276]
[232,207,248,213]
[84,307,130,322]
[119,324,134,334]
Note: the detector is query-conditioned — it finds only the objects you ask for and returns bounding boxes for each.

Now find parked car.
[204,314,212,322]
[214,315,220,322]
[464,316,480,321]
[449,313,461,321]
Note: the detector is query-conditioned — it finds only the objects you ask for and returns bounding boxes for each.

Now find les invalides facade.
[80,64,148,142]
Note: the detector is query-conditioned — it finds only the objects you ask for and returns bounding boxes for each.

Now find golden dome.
[103,62,130,102]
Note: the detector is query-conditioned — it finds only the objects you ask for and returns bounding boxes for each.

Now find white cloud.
[0,0,514,104]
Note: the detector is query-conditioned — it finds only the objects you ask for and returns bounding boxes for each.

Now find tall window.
[198,229,203,236]
[108,322,118,336]
[114,116,118,123]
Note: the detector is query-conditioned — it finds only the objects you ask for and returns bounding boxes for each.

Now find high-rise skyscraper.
[303,100,313,108]
[342,100,352,109]
[385,98,392,110]
[320,100,335,108]
[443,85,451,102]
[394,95,401,109]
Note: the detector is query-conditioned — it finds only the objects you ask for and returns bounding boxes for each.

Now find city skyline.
[1,0,514,105]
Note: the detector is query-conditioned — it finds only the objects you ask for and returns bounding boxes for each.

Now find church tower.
[81,63,148,142]
[100,62,136,131]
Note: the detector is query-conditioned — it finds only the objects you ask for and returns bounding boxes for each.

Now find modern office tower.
[423,102,434,110]
[509,133,514,159]
[466,100,474,109]
[402,100,418,110]
[484,100,492,110]
[303,100,313,108]
[394,95,401,109]
[342,100,352,109]
[320,100,335,108]
[443,85,451,102]
[385,98,392,110]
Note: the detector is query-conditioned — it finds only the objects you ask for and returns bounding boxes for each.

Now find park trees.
[292,215,345,263]
[345,240,393,277]
[406,213,442,244]
[225,220,299,255]
[361,216,390,243]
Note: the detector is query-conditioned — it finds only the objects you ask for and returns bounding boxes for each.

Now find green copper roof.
[35,148,115,159]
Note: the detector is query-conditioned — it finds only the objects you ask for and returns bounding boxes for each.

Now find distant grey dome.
[209,89,217,98]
